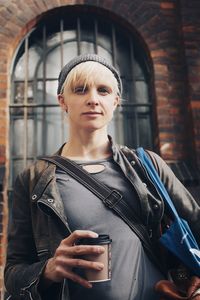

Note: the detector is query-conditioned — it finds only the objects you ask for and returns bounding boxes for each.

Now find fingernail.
[97,263,104,270]
[91,232,98,238]
[87,282,92,288]
[97,246,105,253]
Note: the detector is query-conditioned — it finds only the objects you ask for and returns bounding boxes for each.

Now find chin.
[83,124,108,132]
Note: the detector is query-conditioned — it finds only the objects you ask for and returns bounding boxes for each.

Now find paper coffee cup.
[79,234,112,282]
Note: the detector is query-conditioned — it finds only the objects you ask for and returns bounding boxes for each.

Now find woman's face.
[58,65,119,133]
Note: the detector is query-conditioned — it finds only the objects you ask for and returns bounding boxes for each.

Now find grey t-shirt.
[56,157,164,300]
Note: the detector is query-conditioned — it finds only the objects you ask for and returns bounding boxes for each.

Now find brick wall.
[0,0,199,298]
[180,0,200,166]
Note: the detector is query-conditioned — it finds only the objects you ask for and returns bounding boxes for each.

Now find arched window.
[9,8,153,188]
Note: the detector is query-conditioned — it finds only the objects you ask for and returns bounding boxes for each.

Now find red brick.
[151,49,167,58]
[160,3,175,10]
[154,63,169,74]
[0,82,7,89]
[191,102,200,109]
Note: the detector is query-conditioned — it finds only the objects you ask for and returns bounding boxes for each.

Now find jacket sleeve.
[149,151,200,245]
[4,172,57,300]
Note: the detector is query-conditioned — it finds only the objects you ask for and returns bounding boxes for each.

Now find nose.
[86,89,99,106]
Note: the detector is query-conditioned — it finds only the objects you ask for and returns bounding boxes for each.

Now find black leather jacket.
[4,140,200,300]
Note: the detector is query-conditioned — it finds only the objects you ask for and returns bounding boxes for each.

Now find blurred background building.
[0,0,200,298]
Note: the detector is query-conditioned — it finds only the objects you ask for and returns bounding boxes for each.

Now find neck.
[61,130,112,160]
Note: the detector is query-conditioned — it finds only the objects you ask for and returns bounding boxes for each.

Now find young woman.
[4,54,200,300]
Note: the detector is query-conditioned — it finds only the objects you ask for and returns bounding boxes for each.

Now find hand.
[187,276,200,299]
[42,230,105,289]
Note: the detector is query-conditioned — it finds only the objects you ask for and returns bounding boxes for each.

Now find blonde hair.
[61,61,120,96]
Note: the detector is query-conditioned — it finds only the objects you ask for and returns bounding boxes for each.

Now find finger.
[63,230,98,246]
[66,257,104,270]
[188,276,200,297]
[55,256,104,271]
[52,265,92,288]
[57,245,105,257]
[61,269,92,289]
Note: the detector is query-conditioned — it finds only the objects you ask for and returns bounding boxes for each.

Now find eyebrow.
[98,84,113,90]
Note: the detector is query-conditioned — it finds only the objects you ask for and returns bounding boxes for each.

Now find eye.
[74,86,87,94]
[98,86,110,94]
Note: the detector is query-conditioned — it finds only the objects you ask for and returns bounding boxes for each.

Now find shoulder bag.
[136,147,200,299]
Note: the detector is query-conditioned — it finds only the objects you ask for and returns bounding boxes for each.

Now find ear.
[114,95,120,108]
[58,94,68,112]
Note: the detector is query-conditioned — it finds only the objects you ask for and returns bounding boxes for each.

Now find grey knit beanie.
[57,54,122,95]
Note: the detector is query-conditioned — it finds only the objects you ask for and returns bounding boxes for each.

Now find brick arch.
[1,2,156,65]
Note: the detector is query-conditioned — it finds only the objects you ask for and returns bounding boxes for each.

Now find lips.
[82,111,102,115]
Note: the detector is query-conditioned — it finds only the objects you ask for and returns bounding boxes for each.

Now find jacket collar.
[55,136,116,157]
[31,136,117,203]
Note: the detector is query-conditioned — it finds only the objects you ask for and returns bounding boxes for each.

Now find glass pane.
[108,112,117,142]
[37,41,78,79]
[35,106,68,156]
[14,47,41,80]
[12,82,34,104]
[11,159,33,184]
[109,108,124,145]
[35,81,44,104]
[10,106,67,159]
[47,30,76,47]
[134,61,146,80]
[97,20,112,53]
[120,105,152,148]
[13,82,24,104]
[46,81,58,103]
[81,19,94,43]
[121,78,132,103]
[123,109,138,148]
[35,80,58,104]
[12,160,24,183]
[116,30,131,79]
[135,81,149,104]
[11,117,35,157]
[138,114,152,148]
[97,46,112,62]
[62,41,78,66]
[11,118,25,157]
[80,41,95,55]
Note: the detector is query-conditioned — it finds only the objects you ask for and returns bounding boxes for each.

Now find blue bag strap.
[136,147,179,220]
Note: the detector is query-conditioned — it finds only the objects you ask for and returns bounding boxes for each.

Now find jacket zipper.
[20,277,38,300]
[36,200,70,300]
